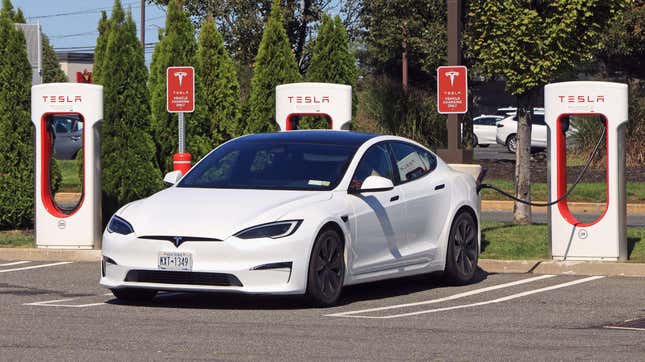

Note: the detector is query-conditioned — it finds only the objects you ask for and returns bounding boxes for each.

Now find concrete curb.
[0,248,101,262]
[480,259,645,278]
[481,200,645,214]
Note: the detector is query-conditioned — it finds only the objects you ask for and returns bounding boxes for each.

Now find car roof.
[238,130,380,147]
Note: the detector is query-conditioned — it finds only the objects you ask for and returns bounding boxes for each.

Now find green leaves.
[0,0,33,227]
[100,0,162,221]
[246,0,301,134]
[149,0,197,173]
[194,18,242,158]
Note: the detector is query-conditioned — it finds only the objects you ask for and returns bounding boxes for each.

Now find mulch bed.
[480,159,645,183]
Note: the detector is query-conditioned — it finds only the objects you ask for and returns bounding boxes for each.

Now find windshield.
[178,140,358,191]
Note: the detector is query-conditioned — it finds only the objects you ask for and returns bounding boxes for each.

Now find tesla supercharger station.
[276,82,352,131]
[545,81,628,260]
[31,83,103,249]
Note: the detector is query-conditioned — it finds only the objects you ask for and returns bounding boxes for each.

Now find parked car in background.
[495,106,544,117]
[495,111,547,153]
[52,114,83,160]
[472,115,503,147]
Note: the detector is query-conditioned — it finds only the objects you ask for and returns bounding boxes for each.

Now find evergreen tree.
[101,0,162,219]
[307,14,357,114]
[246,0,301,134]
[0,1,34,227]
[149,0,197,173]
[93,11,109,85]
[13,6,23,22]
[41,34,67,83]
[195,17,242,155]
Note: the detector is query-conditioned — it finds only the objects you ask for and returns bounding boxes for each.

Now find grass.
[481,179,645,203]
[57,159,81,192]
[481,221,645,262]
[0,230,34,248]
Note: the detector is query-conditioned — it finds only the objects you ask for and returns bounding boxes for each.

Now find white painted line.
[604,326,645,332]
[0,261,30,267]
[24,296,106,308]
[326,274,557,317]
[334,275,605,319]
[0,261,72,273]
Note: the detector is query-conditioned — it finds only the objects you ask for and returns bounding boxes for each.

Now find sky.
[12,0,167,64]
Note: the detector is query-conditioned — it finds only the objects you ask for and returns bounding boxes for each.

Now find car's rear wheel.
[111,288,157,303]
[506,134,517,153]
[306,227,345,307]
[444,212,478,285]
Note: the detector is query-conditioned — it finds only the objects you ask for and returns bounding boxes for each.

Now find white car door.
[532,114,548,147]
[389,142,450,262]
[347,143,407,274]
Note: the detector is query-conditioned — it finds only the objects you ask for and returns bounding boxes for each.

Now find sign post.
[167,66,195,175]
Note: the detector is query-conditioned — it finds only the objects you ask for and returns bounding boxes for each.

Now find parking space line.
[326,274,557,317]
[604,326,645,332]
[24,297,106,308]
[0,261,72,273]
[332,276,605,319]
[0,261,30,267]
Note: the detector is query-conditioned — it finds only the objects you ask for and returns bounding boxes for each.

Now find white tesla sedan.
[101,131,480,306]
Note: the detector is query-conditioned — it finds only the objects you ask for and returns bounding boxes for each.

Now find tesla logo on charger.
[557,95,605,103]
[287,96,330,104]
[42,95,82,103]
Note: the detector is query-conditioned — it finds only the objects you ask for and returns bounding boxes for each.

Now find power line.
[26,1,140,20]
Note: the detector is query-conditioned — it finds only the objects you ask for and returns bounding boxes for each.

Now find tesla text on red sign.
[167,66,195,113]
[437,66,468,114]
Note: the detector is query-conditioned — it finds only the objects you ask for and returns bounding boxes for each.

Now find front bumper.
[100,230,312,295]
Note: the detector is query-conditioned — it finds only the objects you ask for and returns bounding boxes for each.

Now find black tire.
[506,134,517,153]
[473,134,479,147]
[111,288,157,303]
[306,228,345,307]
[479,144,490,148]
[444,212,479,285]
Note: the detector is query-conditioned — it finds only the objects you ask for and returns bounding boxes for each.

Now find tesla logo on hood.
[173,236,184,247]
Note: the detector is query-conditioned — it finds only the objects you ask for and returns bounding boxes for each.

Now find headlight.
[234,220,302,239]
[107,215,134,235]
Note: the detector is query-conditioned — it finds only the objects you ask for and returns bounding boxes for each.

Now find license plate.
[158,252,192,271]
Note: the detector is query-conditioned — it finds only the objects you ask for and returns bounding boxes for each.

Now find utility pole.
[437,0,472,164]
[140,0,145,48]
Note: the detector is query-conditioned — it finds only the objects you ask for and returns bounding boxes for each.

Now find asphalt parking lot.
[1,260,644,360]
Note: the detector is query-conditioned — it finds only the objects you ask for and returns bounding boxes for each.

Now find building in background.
[57,52,94,83]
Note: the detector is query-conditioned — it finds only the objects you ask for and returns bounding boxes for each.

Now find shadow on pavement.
[106,268,489,310]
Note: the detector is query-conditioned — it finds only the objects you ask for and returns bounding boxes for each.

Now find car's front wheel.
[306,227,345,307]
[444,212,478,285]
[506,134,517,153]
[111,288,157,303]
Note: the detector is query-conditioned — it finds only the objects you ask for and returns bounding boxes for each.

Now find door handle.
[434,184,445,191]
[390,195,399,202]
[71,136,81,142]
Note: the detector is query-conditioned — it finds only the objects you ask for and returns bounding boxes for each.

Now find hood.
[119,187,332,239]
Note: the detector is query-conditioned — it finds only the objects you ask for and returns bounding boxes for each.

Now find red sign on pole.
[437,65,468,114]
[167,66,195,113]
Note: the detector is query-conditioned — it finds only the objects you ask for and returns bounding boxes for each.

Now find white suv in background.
[472,115,503,147]
[496,111,547,153]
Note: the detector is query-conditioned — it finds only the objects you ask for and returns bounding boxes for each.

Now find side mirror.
[163,170,183,186]
[349,175,394,193]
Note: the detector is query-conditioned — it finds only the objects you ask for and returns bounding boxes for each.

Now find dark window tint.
[350,143,394,190]
[533,114,546,125]
[179,141,356,190]
[390,142,437,182]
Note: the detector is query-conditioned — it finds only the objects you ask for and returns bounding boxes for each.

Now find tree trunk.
[513,95,533,224]
[401,19,408,92]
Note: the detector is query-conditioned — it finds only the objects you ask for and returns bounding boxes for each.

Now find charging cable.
[477,127,606,207]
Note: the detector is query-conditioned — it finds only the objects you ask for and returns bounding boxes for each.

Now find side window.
[350,143,394,190]
[533,114,546,126]
[390,142,437,183]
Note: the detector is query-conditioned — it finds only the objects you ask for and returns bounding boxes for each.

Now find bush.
[358,75,446,149]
